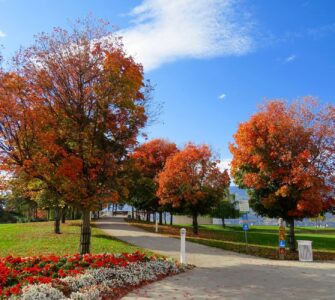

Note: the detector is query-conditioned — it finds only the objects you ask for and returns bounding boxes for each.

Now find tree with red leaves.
[230,99,335,251]
[157,143,230,234]
[130,139,178,224]
[0,18,149,253]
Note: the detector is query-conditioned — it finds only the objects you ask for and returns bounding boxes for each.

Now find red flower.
[38,276,52,284]
[0,251,147,296]
[57,269,66,278]
[9,283,20,295]
[0,262,11,286]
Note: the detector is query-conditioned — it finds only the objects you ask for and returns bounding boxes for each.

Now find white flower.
[21,284,66,300]
[20,259,182,300]
[61,274,97,291]
[69,286,101,300]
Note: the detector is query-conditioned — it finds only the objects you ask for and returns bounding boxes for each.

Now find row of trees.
[128,140,231,234]
[0,17,334,254]
[0,175,83,230]
[129,101,335,252]
[0,186,82,225]
[0,18,232,252]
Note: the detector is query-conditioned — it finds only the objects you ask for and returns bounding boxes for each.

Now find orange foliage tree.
[157,143,230,234]
[230,99,335,251]
[0,19,149,253]
[130,139,178,223]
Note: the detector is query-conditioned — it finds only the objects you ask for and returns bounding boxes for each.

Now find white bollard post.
[180,228,186,264]
[155,218,158,232]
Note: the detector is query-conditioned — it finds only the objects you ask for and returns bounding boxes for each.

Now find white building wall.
[173,215,212,225]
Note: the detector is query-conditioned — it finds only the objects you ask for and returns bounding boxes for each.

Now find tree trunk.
[170,213,173,225]
[164,212,167,224]
[47,208,50,221]
[71,207,75,220]
[221,217,226,227]
[131,207,134,219]
[54,207,61,234]
[146,211,150,222]
[27,207,32,222]
[80,210,91,254]
[159,211,163,225]
[192,212,199,235]
[288,218,296,252]
[61,207,66,224]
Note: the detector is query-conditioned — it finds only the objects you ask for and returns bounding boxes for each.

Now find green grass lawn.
[176,224,335,251]
[0,221,146,257]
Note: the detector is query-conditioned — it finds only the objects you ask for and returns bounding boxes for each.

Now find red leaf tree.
[157,143,230,234]
[130,139,178,223]
[230,99,335,251]
[0,18,149,253]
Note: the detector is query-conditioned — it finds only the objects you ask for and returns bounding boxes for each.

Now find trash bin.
[297,240,313,262]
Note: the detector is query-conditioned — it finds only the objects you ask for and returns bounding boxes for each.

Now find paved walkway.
[96,217,335,300]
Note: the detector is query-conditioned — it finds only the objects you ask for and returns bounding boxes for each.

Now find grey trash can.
[297,240,313,262]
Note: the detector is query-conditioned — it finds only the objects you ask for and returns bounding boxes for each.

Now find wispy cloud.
[307,23,335,39]
[218,93,226,100]
[285,54,296,63]
[281,23,335,43]
[120,0,255,71]
[0,30,6,38]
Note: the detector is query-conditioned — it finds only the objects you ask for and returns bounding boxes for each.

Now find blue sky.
[0,0,335,168]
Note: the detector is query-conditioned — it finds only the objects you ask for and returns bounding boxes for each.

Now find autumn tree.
[0,18,149,253]
[230,99,335,251]
[157,143,230,234]
[5,172,66,232]
[3,182,38,223]
[130,139,178,224]
[30,180,67,232]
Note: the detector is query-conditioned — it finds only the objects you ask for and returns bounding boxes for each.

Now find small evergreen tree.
[211,190,239,227]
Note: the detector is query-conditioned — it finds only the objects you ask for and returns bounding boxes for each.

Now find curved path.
[96,217,335,300]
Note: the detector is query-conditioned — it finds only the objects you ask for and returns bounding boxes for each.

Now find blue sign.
[242,213,248,221]
[243,224,249,231]
[279,240,286,248]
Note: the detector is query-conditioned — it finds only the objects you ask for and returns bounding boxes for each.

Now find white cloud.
[218,93,226,100]
[0,30,6,38]
[218,158,231,173]
[285,54,296,62]
[218,158,237,186]
[120,0,255,71]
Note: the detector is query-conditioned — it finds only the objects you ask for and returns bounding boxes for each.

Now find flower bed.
[0,252,183,299]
